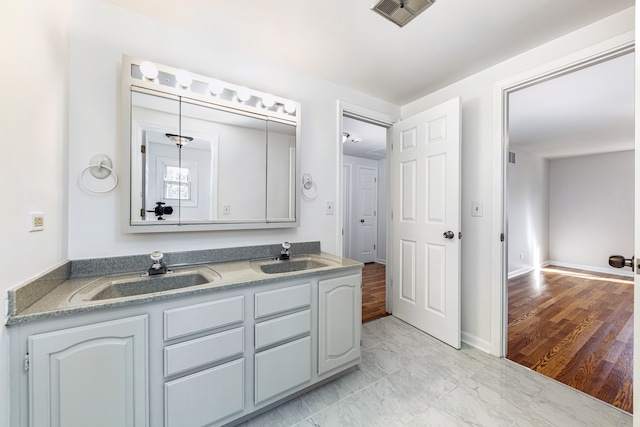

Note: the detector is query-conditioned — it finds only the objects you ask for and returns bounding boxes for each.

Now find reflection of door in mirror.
[130,90,181,223]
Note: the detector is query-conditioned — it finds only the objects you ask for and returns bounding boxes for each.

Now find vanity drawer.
[164,295,244,340]
[255,310,310,350]
[254,283,311,319]
[165,327,244,377]
[165,358,245,427]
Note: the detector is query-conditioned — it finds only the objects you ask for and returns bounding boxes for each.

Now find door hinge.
[140,208,146,218]
[374,177,377,183]
[374,244,376,250]
[24,353,29,372]
[500,233,505,242]
[458,232,462,239]
[374,211,377,217]
[141,145,146,154]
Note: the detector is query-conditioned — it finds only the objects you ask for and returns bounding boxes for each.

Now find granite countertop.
[7,242,362,325]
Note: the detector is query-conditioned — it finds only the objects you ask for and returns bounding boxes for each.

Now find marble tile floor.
[239,316,632,427]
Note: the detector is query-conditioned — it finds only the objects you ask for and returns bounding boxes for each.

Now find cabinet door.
[318,273,362,375]
[28,315,148,427]
[254,336,311,405]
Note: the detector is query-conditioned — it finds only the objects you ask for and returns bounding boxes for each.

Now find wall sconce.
[175,70,193,89]
[140,61,159,82]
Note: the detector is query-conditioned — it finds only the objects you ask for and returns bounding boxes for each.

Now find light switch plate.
[326,201,334,215]
[471,201,483,217]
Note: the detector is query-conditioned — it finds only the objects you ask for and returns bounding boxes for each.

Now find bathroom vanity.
[7,243,362,426]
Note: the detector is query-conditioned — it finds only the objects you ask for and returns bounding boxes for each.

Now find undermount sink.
[251,255,339,275]
[69,267,221,303]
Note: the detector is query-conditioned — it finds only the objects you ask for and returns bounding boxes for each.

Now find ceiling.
[342,117,388,160]
[509,52,635,159]
[101,0,633,105]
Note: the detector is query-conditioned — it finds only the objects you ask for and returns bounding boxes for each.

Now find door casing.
[491,32,635,357]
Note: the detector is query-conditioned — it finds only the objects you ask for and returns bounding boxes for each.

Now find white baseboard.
[508,267,533,279]
[461,331,492,354]
[375,258,386,265]
[548,260,634,278]
[507,261,550,279]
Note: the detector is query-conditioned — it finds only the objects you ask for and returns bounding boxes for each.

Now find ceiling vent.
[371,0,435,27]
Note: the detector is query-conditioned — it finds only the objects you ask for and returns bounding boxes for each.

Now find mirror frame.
[121,55,301,233]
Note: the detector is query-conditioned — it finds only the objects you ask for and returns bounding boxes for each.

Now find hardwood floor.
[507,266,633,413]
[362,262,389,323]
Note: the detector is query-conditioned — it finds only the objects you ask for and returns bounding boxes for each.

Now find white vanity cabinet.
[253,283,312,406]
[10,267,362,427]
[163,295,246,427]
[27,315,148,427]
[318,273,362,375]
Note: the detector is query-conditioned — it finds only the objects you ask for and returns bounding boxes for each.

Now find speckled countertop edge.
[7,242,363,326]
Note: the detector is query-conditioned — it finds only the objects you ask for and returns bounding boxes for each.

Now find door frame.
[490,32,635,357]
[337,100,397,313]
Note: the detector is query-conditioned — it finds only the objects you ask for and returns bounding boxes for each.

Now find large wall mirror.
[122,55,299,232]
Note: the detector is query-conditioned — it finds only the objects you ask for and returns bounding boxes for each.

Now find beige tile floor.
[240,316,632,427]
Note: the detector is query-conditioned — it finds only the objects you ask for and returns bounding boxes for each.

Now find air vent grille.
[371,0,435,27]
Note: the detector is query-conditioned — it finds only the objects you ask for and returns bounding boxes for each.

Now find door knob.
[360,219,365,223]
[609,255,634,271]
[443,231,455,239]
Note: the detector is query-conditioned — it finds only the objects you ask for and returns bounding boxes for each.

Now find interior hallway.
[507,266,633,413]
[240,315,631,426]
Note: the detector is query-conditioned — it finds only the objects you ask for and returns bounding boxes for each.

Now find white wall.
[549,151,634,273]
[507,148,549,277]
[0,1,72,425]
[402,7,634,348]
[67,0,399,259]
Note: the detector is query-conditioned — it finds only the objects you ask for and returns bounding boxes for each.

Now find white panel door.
[392,97,461,349]
[357,166,378,263]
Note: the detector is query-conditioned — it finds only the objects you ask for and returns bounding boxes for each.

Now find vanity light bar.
[130,57,299,120]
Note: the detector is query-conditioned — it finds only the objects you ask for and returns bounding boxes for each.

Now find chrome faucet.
[278,242,291,260]
[147,251,171,275]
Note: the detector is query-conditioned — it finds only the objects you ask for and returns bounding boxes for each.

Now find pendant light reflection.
[166,133,193,147]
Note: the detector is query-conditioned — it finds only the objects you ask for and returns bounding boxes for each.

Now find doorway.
[504,52,634,412]
[341,115,389,323]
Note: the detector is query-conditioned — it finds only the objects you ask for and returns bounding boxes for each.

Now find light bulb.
[209,80,224,96]
[284,100,296,114]
[176,70,193,88]
[139,61,158,81]
[236,87,251,102]
[261,94,275,108]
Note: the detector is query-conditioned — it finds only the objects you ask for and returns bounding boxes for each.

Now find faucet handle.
[282,242,291,250]
[150,251,164,263]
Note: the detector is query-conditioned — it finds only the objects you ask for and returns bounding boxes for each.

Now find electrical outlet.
[29,212,44,232]
[326,201,334,215]
[223,204,230,215]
